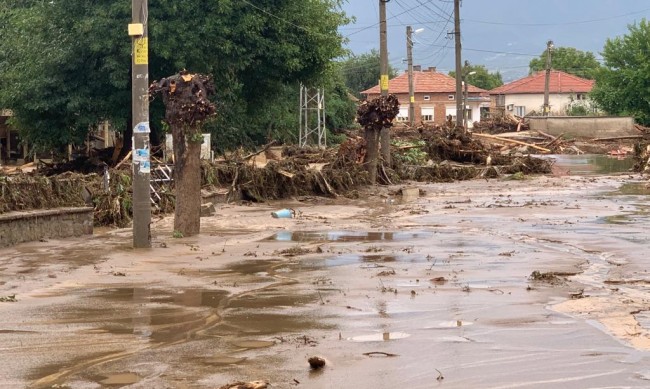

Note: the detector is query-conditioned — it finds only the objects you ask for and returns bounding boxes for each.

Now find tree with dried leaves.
[150,71,216,236]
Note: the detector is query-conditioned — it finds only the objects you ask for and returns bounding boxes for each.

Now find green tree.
[449,65,503,90]
[0,0,351,152]
[529,47,601,79]
[591,19,650,125]
[340,50,397,97]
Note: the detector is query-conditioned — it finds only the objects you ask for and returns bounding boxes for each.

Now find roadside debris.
[271,208,295,218]
[308,356,326,369]
[0,294,17,302]
[218,381,269,389]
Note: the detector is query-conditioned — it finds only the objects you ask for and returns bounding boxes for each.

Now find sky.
[339,0,650,81]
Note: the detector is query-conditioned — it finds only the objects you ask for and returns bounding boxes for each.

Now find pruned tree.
[356,94,399,184]
[150,71,216,236]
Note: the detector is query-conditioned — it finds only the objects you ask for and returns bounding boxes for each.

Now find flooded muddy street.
[1,172,650,388]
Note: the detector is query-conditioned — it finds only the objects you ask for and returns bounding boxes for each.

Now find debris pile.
[356,95,400,131]
[472,114,528,134]
[0,172,87,214]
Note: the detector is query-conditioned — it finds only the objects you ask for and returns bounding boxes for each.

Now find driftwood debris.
[593,135,645,142]
[473,133,551,153]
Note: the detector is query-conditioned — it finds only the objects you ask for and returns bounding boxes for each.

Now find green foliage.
[340,50,398,97]
[392,140,428,165]
[0,0,352,151]
[591,19,650,125]
[172,230,184,239]
[449,65,503,91]
[529,47,601,79]
[565,95,596,116]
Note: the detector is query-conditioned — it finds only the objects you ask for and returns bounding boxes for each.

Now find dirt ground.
[1,162,650,388]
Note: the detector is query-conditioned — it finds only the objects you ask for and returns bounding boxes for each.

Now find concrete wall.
[0,207,93,247]
[528,116,636,138]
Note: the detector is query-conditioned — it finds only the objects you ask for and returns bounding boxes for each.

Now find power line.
[465,7,650,27]
[345,0,437,37]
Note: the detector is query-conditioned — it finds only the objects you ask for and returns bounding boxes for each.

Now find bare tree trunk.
[380,127,391,166]
[364,128,379,184]
[173,124,202,236]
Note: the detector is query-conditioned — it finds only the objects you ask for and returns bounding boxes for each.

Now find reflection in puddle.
[548,154,634,175]
[322,254,420,267]
[267,230,431,242]
[201,355,247,365]
[230,340,275,349]
[97,372,141,385]
[348,332,410,342]
[611,182,650,196]
[423,321,473,329]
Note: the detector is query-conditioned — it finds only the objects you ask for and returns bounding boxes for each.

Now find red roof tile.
[489,70,594,95]
[362,71,487,95]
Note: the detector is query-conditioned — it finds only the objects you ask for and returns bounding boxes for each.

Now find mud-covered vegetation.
[1,127,555,227]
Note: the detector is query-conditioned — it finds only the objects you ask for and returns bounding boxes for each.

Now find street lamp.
[463,69,476,130]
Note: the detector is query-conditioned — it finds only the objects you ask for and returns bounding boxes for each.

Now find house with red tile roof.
[362,66,489,128]
[489,70,595,117]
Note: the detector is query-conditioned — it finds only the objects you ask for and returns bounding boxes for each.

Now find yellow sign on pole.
[380,75,389,91]
[134,37,148,65]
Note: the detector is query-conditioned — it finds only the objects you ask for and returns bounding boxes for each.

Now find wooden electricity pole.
[543,40,554,116]
[454,0,463,127]
[379,0,391,165]
[130,0,151,248]
[407,25,415,127]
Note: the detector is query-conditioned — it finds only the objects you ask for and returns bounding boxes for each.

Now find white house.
[489,70,595,117]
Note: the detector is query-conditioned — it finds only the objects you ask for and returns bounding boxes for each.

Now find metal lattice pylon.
[299,84,326,148]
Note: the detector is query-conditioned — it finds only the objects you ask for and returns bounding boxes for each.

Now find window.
[495,95,505,107]
[515,106,525,117]
[423,95,431,101]
[445,106,456,122]
[465,108,473,121]
[448,94,455,101]
[396,107,409,122]
[576,93,586,100]
[421,107,434,122]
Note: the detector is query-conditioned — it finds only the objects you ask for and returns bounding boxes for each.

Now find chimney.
[413,65,421,72]
[427,66,436,73]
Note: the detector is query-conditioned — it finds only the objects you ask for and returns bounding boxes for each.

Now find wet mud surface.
[1,168,650,388]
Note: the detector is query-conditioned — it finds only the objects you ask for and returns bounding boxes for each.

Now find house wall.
[497,93,591,116]
[366,91,484,128]
[528,116,636,138]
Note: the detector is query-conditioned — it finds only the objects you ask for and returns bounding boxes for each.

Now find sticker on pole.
[139,160,151,174]
[134,148,150,162]
[133,121,150,133]
[134,37,148,65]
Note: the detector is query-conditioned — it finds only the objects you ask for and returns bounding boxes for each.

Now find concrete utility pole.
[543,40,553,116]
[129,0,151,248]
[454,0,463,127]
[379,0,391,165]
[407,25,415,127]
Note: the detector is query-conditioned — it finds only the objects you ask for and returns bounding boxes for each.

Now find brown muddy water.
[1,160,650,388]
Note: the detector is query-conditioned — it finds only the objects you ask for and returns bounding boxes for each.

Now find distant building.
[489,70,595,117]
[361,66,489,128]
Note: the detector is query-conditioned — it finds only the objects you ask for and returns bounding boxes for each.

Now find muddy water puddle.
[266,230,431,242]
[548,154,635,175]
